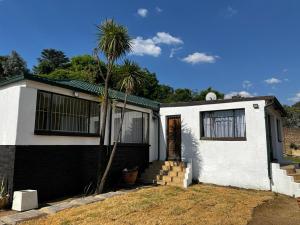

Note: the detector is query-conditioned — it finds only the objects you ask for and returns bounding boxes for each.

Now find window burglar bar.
[35,90,100,135]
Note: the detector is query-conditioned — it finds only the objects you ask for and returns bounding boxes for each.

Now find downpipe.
[264,99,275,191]
[153,111,160,161]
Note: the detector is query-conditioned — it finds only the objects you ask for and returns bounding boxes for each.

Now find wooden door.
[167,116,181,161]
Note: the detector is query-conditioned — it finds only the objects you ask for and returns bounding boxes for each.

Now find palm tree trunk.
[96,93,128,194]
[100,62,111,146]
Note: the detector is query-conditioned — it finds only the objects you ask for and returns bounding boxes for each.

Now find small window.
[200,109,246,140]
[35,91,100,135]
[114,107,149,144]
[276,119,282,142]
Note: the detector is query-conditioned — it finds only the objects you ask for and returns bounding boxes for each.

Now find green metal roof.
[0,74,160,111]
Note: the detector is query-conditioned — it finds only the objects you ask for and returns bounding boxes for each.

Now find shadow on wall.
[181,122,203,180]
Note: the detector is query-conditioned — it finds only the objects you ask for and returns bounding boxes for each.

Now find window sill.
[200,137,247,141]
[34,130,100,137]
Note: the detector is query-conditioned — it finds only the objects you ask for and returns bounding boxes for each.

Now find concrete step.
[294,178,300,183]
[289,173,300,180]
[281,165,296,175]
[281,165,296,170]
[157,180,166,185]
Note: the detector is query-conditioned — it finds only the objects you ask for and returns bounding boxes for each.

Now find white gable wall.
[0,82,25,145]
[160,100,271,190]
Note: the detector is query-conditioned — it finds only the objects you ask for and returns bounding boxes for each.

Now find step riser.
[140,160,187,188]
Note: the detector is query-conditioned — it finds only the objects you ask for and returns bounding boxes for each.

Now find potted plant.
[0,178,9,209]
[122,166,139,185]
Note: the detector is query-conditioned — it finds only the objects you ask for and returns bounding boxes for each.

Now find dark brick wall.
[284,128,300,152]
[13,144,149,202]
[0,146,15,196]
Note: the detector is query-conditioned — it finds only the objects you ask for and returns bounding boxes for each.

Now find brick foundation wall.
[13,144,149,202]
[283,128,300,152]
[0,146,15,196]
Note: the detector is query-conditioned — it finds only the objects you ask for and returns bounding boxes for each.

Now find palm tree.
[94,20,131,194]
[96,60,144,194]
[95,19,131,146]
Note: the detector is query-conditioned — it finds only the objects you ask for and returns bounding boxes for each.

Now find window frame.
[199,108,247,141]
[114,107,150,144]
[34,90,101,137]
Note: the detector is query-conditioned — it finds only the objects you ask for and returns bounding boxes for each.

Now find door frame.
[166,115,182,161]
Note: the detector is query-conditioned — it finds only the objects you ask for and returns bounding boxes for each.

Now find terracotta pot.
[122,169,138,185]
[0,197,8,209]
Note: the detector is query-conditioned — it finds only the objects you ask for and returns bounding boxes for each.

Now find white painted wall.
[0,82,25,145]
[271,163,300,197]
[266,107,285,163]
[0,80,158,162]
[16,84,100,145]
[160,100,271,190]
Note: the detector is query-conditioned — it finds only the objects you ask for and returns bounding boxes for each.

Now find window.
[200,109,246,140]
[35,91,100,135]
[277,119,282,142]
[114,107,149,144]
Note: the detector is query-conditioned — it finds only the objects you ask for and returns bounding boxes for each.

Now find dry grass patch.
[21,184,273,225]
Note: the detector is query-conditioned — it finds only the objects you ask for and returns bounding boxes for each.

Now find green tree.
[155,85,174,103]
[283,103,300,128]
[39,54,106,83]
[192,87,224,101]
[0,56,7,78]
[95,19,131,194]
[33,49,69,74]
[2,51,28,77]
[98,60,144,194]
[170,88,193,102]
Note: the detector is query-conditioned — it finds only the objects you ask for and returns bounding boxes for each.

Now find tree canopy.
[283,103,300,128]
[33,49,70,75]
[0,48,225,105]
[0,51,28,78]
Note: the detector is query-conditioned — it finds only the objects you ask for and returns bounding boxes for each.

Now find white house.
[0,74,299,201]
[159,97,300,197]
[0,74,159,201]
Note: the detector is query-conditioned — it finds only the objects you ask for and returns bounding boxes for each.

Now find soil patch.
[248,194,300,225]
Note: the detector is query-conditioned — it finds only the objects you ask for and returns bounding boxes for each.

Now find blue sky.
[0,0,299,105]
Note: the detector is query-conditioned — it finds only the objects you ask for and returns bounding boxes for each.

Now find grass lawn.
[21,184,274,225]
[284,156,300,163]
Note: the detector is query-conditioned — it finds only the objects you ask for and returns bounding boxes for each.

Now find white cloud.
[131,37,161,57]
[242,80,253,89]
[156,7,162,13]
[182,52,219,64]
[226,6,238,17]
[288,92,300,103]
[264,77,282,84]
[131,32,183,57]
[169,47,183,58]
[225,91,254,99]
[153,32,183,45]
[137,8,148,18]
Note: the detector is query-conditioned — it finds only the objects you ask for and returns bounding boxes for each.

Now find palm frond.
[96,19,131,62]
